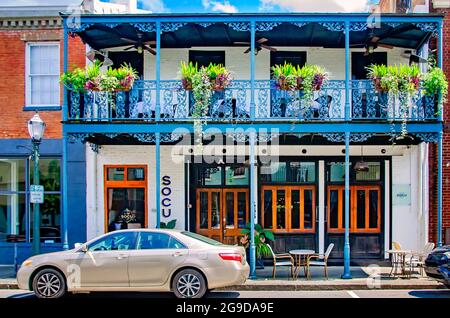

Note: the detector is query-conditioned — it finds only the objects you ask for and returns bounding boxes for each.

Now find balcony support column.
[155,21,161,121]
[437,131,443,247]
[344,21,350,121]
[249,129,256,279]
[342,131,352,279]
[62,21,69,250]
[250,20,256,121]
[438,21,443,122]
[155,132,161,228]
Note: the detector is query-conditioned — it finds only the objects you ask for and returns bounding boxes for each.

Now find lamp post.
[28,113,46,255]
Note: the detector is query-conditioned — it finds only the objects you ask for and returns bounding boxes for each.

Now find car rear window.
[181,232,224,246]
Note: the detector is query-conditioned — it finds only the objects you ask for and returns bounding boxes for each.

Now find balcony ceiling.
[70,14,439,51]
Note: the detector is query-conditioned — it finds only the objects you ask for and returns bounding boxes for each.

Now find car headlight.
[21,260,33,267]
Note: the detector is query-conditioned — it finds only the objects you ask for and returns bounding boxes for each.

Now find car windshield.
[181,231,224,246]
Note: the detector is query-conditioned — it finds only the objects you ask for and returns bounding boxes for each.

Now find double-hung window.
[26,42,60,107]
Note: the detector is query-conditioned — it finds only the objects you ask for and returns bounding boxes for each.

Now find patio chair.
[389,241,403,276]
[306,243,334,280]
[266,244,295,279]
[406,242,435,277]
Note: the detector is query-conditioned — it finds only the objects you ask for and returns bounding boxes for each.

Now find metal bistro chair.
[306,243,334,280]
[406,242,435,277]
[389,241,404,276]
[266,244,295,279]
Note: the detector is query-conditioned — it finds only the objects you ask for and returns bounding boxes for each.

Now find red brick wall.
[429,6,450,245]
[0,28,85,139]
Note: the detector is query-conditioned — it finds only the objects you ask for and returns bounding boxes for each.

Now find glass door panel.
[237,192,247,229]
[211,191,221,230]
[355,189,366,230]
[276,189,286,230]
[304,189,314,230]
[263,190,273,230]
[224,191,235,229]
[369,190,380,229]
[199,191,209,229]
[291,189,300,229]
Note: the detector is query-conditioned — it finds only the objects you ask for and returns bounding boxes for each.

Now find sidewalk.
[0,265,444,291]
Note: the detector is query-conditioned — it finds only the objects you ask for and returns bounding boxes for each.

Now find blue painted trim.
[250,21,256,121]
[344,21,350,121]
[62,133,69,250]
[63,22,68,122]
[438,21,443,123]
[23,106,62,112]
[437,131,443,247]
[249,130,256,279]
[342,131,352,279]
[155,132,161,228]
[63,122,443,134]
[61,14,443,25]
[155,21,161,121]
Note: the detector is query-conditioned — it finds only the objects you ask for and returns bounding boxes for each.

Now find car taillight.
[219,253,242,262]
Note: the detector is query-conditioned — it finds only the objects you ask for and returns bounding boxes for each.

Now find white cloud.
[259,0,370,13]
[139,0,168,12]
[202,0,238,13]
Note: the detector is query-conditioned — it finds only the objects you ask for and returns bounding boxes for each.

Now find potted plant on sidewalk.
[240,223,275,269]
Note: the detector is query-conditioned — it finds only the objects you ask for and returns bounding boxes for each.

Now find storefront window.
[197,167,222,186]
[225,166,249,186]
[0,157,61,243]
[261,161,316,183]
[104,165,147,232]
[355,162,381,181]
[289,162,315,182]
[329,161,381,182]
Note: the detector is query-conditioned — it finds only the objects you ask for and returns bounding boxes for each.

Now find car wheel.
[32,268,66,299]
[172,269,207,298]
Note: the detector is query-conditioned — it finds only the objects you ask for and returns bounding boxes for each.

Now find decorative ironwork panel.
[416,133,438,143]
[89,143,100,153]
[131,23,156,33]
[196,22,213,28]
[350,133,373,143]
[319,22,345,32]
[413,22,438,36]
[115,91,126,119]
[321,133,345,142]
[386,22,401,29]
[67,133,91,144]
[105,133,119,139]
[225,22,250,32]
[256,22,282,31]
[105,23,119,29]
[130,133,155,143]
[161,22,187,32]
[350,22,368,32]
[69,91,80,119]
[67,23,93,33]
[289,22,309,29]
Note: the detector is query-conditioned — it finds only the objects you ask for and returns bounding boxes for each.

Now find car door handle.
[117,254,129,260]
[172,252,184,257]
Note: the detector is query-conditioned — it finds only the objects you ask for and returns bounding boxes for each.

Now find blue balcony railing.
[67,80,439,123]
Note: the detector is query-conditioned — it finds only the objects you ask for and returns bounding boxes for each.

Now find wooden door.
[196,188,248,244]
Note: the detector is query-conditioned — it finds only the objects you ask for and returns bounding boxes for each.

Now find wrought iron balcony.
[66,79,439,123]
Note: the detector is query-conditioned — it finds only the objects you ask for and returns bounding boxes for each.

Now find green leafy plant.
[160,219,177,229]
[180,61,198,90]
[272,62,297,91]
[60,67,87,93]
[422,66,448,107]
[240,223,275,259]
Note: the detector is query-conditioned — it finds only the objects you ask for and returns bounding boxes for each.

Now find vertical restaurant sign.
[161,175,172,217]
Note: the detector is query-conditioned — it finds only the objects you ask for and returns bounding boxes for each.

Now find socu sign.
[161,176,172,217]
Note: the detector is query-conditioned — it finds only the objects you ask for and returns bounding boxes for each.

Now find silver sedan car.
[17,229,249,298]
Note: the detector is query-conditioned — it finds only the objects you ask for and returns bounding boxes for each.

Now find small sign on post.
[30,185,44,204]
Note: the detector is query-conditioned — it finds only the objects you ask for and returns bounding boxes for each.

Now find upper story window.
[26,42,60,107]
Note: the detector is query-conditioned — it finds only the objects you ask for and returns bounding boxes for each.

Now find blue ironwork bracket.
[105,23,119,29]
[319,22,345,32]
[67,23,93,34]
[413,22,438,37]
[416,133,439,143]
[131,23,156,33]
[350,133,373,142]
[130,133,154,143]
[256,22,282,31]
[105,133,119,139]
[196,22,213,28]
[321,133,345,142]
[129,133,183,143]
[89,143,100,153]
[386,22,402,29]
[67,133,91,144]
[289,22,309,29]
[161,22,187,33]
[225,22,250,32]
[350,22,368,32]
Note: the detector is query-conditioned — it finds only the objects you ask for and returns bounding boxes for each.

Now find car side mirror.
[75,243,88,253]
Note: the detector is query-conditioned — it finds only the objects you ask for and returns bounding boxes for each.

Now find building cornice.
[0,17,62,30]
[432,0,450,9]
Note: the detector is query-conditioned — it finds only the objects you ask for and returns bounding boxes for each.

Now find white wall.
[85,145,185,240]
[143,47,410,81]
[391,145,428,252]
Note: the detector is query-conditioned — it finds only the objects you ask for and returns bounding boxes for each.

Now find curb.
[216,283,445,291]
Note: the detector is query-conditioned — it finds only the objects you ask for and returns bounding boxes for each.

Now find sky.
[131,0,380,13]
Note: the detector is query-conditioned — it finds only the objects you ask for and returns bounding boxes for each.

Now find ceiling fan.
[350,30,393,56]
[86,49,113,68]
[233,38,277,55]
[401,50,428,65]
[121,33,157,55]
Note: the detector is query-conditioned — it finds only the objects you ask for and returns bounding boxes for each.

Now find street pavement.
[1,289,450,298]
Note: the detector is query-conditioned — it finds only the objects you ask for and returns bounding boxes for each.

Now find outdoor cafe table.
[289,249,315,279]
[386,249,413,277]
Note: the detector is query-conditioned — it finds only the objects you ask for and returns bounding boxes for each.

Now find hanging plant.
[271,62,297,91]
[60,67,87,93]
[206,63,231,91]
[422,66,448,116]
[180,61,198,90]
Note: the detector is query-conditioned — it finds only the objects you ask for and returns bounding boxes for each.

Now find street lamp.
[28,113,46,255]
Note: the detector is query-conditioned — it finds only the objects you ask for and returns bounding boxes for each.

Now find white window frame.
[25,42,60,107]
